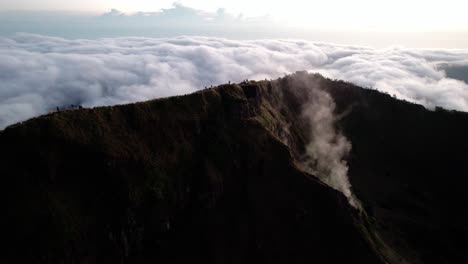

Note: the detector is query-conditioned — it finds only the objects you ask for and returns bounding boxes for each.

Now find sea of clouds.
[1,33,468,129]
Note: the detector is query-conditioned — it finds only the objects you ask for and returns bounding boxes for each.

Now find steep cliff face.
[0,76,382,264]
[260,74,468,264]
[2,73,468,264]
[322,78,468,264]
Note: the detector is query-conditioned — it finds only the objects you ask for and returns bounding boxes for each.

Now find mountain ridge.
[2,73,468,263]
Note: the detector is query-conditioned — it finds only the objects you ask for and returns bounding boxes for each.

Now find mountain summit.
[1,73,468,263]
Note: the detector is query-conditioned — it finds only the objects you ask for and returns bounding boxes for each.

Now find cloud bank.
[1,33,468,129]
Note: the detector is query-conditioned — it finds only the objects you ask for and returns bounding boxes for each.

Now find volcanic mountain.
[1,73,468,263]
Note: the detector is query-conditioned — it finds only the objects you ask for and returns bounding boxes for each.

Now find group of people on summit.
[49,104,83,114]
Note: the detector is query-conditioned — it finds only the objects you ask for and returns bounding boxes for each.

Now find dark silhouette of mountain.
[1,73,467,263]
[323,78,468,264]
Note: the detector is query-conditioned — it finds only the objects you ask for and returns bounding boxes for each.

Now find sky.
[1,1,468,129]
[0,1,468,48]
[0,0,466,32]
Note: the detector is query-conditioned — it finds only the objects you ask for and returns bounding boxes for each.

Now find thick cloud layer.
[1,33,468,129]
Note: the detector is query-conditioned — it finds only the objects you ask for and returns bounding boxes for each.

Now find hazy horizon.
[0,2,468,49]
[2,1,468,129]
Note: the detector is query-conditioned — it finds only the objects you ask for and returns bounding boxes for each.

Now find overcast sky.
[0,2,467,48]
[1,0,466,32]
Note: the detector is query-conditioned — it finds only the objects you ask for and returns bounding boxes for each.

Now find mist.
[1,34,468,129]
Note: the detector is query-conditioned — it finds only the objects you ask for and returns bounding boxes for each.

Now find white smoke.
[285,74,356,207]
[302,90,353,201]
[1,33,468,129]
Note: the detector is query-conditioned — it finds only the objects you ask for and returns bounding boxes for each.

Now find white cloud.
[1,33,468,129]
[2,6,468,48]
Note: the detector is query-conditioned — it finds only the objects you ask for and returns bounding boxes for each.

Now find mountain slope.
[2,73,468,264]
[0,78,382,264]
[323,78,468,264]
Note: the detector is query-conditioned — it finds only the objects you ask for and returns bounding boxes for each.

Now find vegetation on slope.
[0,79,380,264]
[2,72,468,264]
